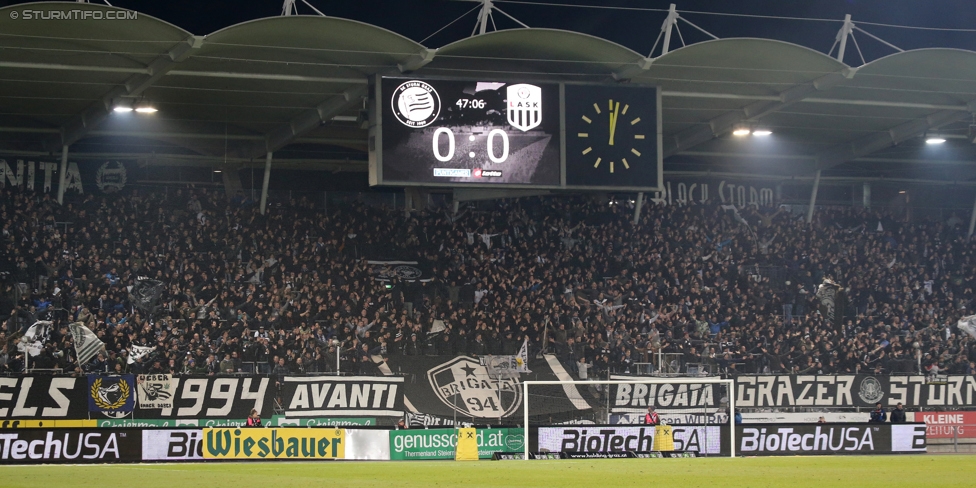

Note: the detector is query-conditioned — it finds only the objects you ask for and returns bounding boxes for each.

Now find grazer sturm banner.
[87,375,136,414]
[281,376,404,417]
[142,429,203,460]
[0,376,88,419]
[737,424,926,455]
[537,426,722,455]
[203,428,346,459]
[734,375,976,408]
[389,428,525,460]
[0,429,142,464]
[379,355,594,421]
[136,374,174,409]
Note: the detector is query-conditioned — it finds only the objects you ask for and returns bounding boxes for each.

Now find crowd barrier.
[0,423,926,464]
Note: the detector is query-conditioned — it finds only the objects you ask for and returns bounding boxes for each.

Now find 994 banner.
[375,77,562,186]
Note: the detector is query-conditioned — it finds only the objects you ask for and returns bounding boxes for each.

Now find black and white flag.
[958,315,976,340]
[129,278,165,315]
[128,344,156,365]
[70,322,105,365]
[815,278,843,325]
[17,320,51,357]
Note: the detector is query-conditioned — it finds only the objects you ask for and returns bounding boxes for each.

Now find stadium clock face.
[564,84,660,189]
[576,98,647,175]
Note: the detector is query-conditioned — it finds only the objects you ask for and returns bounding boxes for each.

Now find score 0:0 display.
[432,128,510,164]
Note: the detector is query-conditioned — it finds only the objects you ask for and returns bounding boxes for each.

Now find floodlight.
[752,129,772,137]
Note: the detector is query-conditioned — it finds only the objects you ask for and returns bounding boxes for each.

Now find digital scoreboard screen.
[376,78,560,186]
[370,76,662,191]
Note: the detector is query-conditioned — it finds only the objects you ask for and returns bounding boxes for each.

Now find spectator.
[869,402,887,423]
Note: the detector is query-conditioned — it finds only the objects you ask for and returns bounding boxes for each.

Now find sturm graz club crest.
[858,376,885,404]
[88,375,135,418]
[95,161,127,193]
[506,83,542,132]
[427,356,521,419]
[391,80,441,128]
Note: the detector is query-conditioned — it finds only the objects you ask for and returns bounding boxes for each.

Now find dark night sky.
[3,0,976,61]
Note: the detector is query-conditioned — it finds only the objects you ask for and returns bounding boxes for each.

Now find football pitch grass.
[2,455,972,488]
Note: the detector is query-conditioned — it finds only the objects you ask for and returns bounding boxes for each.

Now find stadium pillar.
[260,151,273,215]
[56,145,68,205]
[806,169,821,223]
[633,192,644,225]
[968,193,976,237]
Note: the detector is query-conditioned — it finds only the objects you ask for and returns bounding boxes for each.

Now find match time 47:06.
[456,99,486,109]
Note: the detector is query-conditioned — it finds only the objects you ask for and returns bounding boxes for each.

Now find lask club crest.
[427,356,521,419]
[506,83,542,132]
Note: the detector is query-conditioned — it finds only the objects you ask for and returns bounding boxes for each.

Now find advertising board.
[389,428,525,460]
[202,427,345,460]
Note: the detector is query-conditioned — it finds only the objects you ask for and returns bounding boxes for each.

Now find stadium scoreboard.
[369,76,662,191]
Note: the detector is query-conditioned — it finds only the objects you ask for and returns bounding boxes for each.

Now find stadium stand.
[1,186,973,379]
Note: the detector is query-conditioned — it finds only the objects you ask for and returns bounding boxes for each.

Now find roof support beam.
[398,48,437,73]
[663,68,855,158]
[248,85,367,159]
[812,105,976,172]
[56,35,204,147]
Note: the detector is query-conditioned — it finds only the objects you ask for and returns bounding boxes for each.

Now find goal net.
[523,377,735,459]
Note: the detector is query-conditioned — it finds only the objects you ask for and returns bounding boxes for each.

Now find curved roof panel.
[635,38,847,96]
[835,49,976,106]
[192,16,427,79]
[424,28,645,79]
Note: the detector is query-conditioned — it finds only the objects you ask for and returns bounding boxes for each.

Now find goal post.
[522,378,735,459]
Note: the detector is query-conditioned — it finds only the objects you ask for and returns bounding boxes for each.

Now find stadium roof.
[2,1,976,184]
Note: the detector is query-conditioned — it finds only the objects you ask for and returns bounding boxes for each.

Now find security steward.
[645,406,661,426]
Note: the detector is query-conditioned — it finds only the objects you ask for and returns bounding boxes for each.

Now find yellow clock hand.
[609,101,620,146]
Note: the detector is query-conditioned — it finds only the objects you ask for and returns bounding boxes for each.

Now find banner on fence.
[280,376,404,417]
[136,374,174,409]
[379,355,594,421]
[87,375,136,415]
[735,375,976,408]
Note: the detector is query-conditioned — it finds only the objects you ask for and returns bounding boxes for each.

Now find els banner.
[203,428,345,459]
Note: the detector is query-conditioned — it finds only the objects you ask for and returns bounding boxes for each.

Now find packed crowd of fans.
[1,185,975,379]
